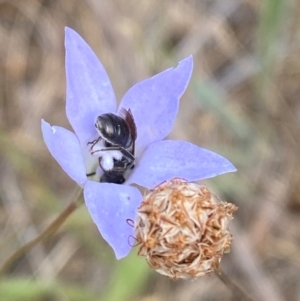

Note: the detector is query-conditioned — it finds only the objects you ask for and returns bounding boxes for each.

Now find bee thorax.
[100,151,123,171]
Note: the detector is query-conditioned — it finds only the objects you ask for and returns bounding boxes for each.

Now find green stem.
[0,189,83,276]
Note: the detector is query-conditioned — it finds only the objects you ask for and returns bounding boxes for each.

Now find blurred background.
[0,0,300,300]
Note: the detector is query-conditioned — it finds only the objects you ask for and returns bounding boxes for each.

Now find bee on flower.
[42,28,236,261]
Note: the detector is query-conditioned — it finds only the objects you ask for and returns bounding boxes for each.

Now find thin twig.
[0,189,83,276]
[215,268,259,301]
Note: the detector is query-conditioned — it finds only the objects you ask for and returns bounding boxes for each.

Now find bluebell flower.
[41,28,236,259]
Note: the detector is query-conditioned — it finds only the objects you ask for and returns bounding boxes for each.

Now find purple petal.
[65,27,117,144]
[118,56,193,156]
[127,140,236,189]
[41,120,87,186]
[83,181,143,259]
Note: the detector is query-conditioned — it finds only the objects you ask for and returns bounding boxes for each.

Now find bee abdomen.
[96,113,132,148]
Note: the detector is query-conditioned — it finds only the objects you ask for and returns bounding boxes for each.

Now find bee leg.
[98,157,105,172]
[117,147,135,169]
[87,136,101,151]
[86,172,96,177]
[96,146,135,164]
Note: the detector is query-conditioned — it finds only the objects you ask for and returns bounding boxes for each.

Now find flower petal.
[118,56,193,156]
[127,140,236,189]
[41,119,87,185]
[65,27,117,144]
[83,181,142,259]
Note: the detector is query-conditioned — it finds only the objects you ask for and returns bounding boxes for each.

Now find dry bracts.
[135,179,237,279]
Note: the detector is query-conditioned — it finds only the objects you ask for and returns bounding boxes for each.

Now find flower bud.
[135,178,237,279]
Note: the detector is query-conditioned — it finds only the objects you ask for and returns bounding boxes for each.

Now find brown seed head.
[134,178,237,279]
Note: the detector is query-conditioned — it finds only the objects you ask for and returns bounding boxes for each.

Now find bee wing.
[119,107,137,155]
[119,108,137,139]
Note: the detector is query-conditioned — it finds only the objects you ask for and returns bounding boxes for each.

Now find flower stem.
[215,269,258,301]
[0,188,83,276]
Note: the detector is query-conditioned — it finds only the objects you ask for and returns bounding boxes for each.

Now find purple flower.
[41,28,236,259]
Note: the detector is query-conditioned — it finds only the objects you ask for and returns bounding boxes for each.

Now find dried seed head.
[134,178,237,279]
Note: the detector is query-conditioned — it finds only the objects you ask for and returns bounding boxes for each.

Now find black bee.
[88,108,137,184]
